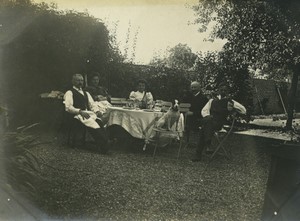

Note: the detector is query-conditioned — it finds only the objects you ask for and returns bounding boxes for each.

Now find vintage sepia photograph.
[0,0,299,220]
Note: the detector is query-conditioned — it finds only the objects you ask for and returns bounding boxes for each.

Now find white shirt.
[129,91,153,103]
[63,86,98,114]
[201,98,246,118]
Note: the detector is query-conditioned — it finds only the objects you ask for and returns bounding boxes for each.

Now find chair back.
[110,97,127,107]
[179,103,191,114]
[160,101,172,112]
[179,103,191,130]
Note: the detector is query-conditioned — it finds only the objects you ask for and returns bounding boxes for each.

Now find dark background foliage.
[0,0,196,128]
[1,0,297,129]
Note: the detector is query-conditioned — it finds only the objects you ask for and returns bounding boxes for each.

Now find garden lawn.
[30,133,274,221]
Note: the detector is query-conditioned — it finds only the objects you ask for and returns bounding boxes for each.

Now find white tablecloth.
[107,107,164,140]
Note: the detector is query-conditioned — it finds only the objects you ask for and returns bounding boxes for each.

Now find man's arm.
[64,90,80,114]
[201,99,213,117]
[232,100,247,115]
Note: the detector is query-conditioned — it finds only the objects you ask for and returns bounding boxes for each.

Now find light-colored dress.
[129,91,153,107]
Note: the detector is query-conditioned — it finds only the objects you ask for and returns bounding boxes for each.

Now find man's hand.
[79,110,90,119]
[96,111,103,118]
[204,115,213,120]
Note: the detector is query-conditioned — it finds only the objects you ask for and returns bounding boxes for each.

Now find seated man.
[182,81,208,133]
[129,79,153,109]
[192,83,246,162]
[63,73,109,153]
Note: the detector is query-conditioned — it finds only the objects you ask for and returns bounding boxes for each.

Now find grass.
[23,132,274,221]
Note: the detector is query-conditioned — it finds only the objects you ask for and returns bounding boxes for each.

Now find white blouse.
[129,91,153,104]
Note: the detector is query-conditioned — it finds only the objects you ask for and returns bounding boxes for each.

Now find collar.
[73,86,83,91]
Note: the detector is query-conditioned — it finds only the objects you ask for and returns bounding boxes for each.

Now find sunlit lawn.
[31,133,273,221]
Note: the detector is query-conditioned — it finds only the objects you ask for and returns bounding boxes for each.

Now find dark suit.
[182,91,208,131]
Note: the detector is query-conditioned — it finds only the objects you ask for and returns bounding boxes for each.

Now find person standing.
[182,81,208,135]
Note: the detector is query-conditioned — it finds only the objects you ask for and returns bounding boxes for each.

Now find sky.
[33,0,226,64]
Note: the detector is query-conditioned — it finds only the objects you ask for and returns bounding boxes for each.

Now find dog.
[156,99,181,130]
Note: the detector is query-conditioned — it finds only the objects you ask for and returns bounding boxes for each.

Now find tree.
[0,0,118,127]
[150,43,198,70]
[193,0,300,129]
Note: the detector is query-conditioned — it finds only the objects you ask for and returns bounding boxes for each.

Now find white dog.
[156,99,181,130]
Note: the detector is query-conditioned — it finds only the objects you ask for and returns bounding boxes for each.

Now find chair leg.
[67,127,71,146]
[213,133,230,159]
[153,143,158,158]
[67,121,87,148]
[82,128,87,146]
[201,133,230,177]
[152,132,160,158]
[177,139,183,159]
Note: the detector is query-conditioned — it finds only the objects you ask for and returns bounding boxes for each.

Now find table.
[107,107,164,142]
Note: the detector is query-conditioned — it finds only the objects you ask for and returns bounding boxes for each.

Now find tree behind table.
[0,0,114,128]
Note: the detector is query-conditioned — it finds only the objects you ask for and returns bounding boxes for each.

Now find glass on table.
[153,100,162,111]
[126,99,134,108]
[147,101,155,110]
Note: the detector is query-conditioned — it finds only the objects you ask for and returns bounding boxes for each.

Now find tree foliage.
[150,43,198,70]
[0,0,120,126]
[193,0,299,70]
[193,0,300,128]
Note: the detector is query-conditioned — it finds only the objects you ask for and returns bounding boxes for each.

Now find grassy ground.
[25,132,275,221]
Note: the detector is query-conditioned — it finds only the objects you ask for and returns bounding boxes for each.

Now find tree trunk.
[286,65,299,130]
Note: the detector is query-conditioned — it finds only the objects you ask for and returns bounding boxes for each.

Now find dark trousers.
[84,119,108,153]
[186,115,200,131]
[185,115,202,142]
[88,119,108,153]
[196,116,224,157]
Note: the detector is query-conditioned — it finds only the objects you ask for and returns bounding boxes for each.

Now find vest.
[71,88,89,110]
[210,98,231,123]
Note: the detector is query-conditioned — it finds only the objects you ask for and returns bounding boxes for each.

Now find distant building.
[252,78,300,115]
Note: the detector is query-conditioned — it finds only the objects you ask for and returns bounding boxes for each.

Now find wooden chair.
[149,103,185,159]
[58,111,87,147]
[160,101,172,112]
[110,97,127,107]
[179,103,191,114]
[201,118,236,175]
[177,103,196,148]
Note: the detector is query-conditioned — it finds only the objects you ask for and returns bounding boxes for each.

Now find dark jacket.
[183,91,208,119]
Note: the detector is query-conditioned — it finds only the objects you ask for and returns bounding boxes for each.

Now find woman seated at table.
[129,79,153,109]
[86,72,111,103]
[86,72,112,121]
